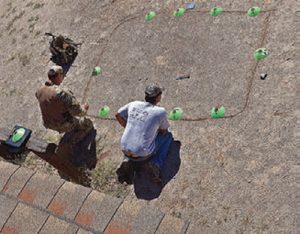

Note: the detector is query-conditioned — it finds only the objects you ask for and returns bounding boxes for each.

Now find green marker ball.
[145,11,156,21]
[12,128,25,143]
[210,6,222,17]
[169,107,183,121]
[254,48,268,60]
[211,106,225,119]
[248,7,261,17]
[98,106,110,118]
[92,66,102,76]
[174,8,186,17]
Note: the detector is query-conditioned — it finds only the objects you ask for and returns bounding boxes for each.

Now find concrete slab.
[0,194,18,230]
[156,215,188,234]
[2,203,48,234]
[39,215,78,234]
[47,181,91,219]
[0,161,19,191]
[18,172,64,208]
[75,190,122,232]
[131,206,164,234]
[2,166,35,198]
[77,229,94,234]
[104,195,144,234]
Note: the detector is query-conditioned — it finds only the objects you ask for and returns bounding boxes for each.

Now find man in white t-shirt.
[115,84,173,184]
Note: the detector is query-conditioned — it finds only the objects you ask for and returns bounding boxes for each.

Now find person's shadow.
[133,140,181,200]
[56,128,97,184]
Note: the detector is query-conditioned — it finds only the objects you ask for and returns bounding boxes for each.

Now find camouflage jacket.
[36,82,87,130]
[52,84,87,117]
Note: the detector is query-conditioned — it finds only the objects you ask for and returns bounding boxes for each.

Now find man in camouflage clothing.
[36,65,93,147]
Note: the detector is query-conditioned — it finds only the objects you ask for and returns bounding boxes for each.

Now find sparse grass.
[6,2,12,12]
[6,10,25,31]
[28,15,39,22]
[29,24,35,33]
[23,153,57,175]
[35,30,41,37]
[18,53,31,66]
[33,3,44,10]
[9,28,16,36]
[28,15,39,33]
[2,88,18,97]
[25,2,34,8]
[11,7,17,14]
[9,88,16,96]
[7,55,16,62]
[91,159,129,198]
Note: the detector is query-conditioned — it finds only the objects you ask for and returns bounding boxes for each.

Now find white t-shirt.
[118,101,170,157]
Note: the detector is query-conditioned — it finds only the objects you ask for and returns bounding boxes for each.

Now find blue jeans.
[62,63,72,76]
[150,132,173,169]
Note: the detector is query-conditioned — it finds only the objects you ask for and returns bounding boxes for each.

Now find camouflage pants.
[46,117,94,146]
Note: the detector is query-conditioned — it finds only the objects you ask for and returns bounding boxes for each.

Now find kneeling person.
[36,66,93,148]
[115,84,173,183]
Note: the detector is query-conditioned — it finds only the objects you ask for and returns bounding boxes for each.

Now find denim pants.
[62,63,72,76]
[150,132,173,169]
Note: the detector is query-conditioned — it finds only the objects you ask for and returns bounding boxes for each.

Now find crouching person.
[36,66,93,149]
[115,84,173,184]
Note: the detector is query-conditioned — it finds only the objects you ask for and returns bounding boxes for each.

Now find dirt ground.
[0,0,298,233]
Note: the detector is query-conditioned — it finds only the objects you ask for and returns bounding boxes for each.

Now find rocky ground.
[0,0,298,233]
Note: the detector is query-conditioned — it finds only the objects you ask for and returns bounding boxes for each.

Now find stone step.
[104,195,189,234]
[0,160,189,233]
[156,214,189,234]
[0,161,20,192]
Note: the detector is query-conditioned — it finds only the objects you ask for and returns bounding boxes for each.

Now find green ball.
[210,6,222,17]
[254,48,268,60]
[174,8,186,17]
[12,128,25,143]
[145,11,156,21]
[98,106,110,118]
[169,107,183,121]
[248,7,261,17]
[211,106,225,119]
[92,66,102,76]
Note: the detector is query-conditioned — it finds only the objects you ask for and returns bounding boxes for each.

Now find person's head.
[47,65,64,85]
[144,84,164,105]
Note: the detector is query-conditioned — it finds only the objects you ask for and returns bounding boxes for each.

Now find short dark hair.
[48,69,58,80]
[145,92,161,104]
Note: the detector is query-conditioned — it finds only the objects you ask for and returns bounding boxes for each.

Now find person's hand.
[83,103,89,111]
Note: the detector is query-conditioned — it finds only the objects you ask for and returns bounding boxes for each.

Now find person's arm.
[116,103,129,128]
[158,110,170,134]
[58,89,88,117]
[115,113,127,128]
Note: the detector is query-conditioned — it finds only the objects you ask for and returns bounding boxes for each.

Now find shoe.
[174,140,181,147]
[147,163,162,184]
[116,160,134,185]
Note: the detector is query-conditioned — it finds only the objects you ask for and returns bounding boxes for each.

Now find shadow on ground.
[58,128,98,170]
[133,140,181,200]
[56,128,97,185]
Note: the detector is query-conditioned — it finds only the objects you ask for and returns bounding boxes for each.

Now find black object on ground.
[45,32,81,75]
[176,74,190,80]
[260,73,267,80]
[4,125,32,154]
